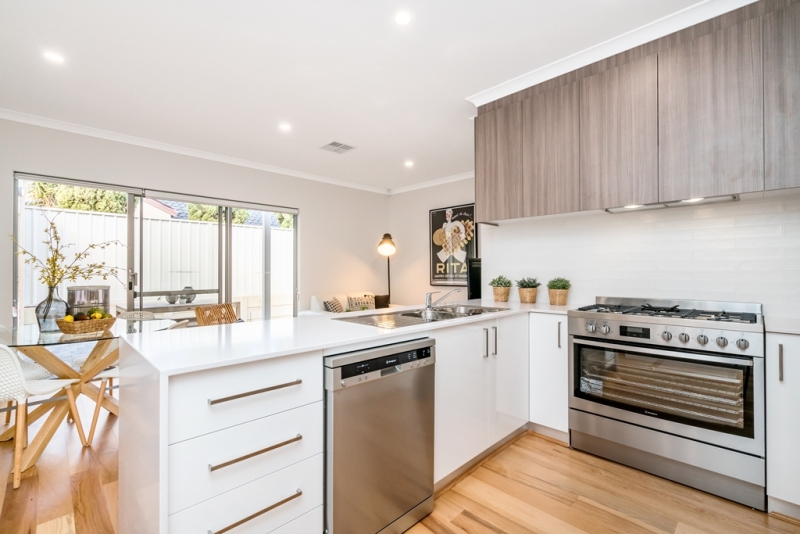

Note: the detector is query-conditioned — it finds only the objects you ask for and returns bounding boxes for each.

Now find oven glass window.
[574,344,754,438]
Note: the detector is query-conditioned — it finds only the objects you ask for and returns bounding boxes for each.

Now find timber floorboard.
[0,410,798,534]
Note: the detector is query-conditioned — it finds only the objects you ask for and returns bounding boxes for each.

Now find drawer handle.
[209,434,303,472]
[779,344,784,382]
[208,378,302,406]
[208,489,302,534]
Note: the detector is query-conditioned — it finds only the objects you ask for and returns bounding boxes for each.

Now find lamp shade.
[377,233,396,256]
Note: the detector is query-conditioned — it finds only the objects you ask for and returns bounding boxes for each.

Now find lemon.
[92,312,104,320]
[63,315,74,323]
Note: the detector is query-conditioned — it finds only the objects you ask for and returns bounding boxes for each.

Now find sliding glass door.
[13,173,298,327]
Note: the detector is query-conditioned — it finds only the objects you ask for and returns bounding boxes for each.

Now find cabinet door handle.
[483,328,489,358]
[557,321,562,349]
[208,379,302,406]
[208,434,302,472]
[209,489,302,534]
[779,344,784,382]
[492,326,498,356]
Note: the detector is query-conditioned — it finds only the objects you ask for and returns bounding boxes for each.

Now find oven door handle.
[574,338,754,367]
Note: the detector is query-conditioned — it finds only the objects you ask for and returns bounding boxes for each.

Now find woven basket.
[492,287,511,303]
[56,317,116,335]
[518,288,538,304]
[548,289,569,306]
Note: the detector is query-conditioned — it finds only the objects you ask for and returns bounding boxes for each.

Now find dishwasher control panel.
[341,347,432,379]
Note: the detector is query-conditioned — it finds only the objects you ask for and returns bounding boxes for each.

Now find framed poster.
[430,203,478,286]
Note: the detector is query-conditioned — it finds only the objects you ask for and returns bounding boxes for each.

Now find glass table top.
[0,319,177,348]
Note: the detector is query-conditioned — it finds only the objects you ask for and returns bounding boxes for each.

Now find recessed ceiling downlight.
[395,11,412,25]
[43,51,64,63]
[279,123,291,132]
[681,198,705,203]
[405,160,414,168]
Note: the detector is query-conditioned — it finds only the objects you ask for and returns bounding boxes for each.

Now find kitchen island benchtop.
[120,299,573,377]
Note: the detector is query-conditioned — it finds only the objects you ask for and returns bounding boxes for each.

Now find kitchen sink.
[401,310,459,321]
[333,305,505,329]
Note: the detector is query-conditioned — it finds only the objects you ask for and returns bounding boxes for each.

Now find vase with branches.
[11,213,123,332]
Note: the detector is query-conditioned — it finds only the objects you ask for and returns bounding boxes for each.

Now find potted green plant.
[547,277,571,306]
[489,275,512,302]
[516,277,540,303]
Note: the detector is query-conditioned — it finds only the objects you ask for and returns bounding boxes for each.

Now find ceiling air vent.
[321,141,356,154]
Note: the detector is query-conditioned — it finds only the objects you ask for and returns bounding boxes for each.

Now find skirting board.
[769,497,800,525]
[526,422,569,446]
[434,426,526,495]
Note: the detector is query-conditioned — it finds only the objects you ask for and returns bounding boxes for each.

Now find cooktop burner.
[576,303,758,324]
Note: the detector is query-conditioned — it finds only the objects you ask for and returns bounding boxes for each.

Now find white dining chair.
[167,320,190,330]
[0,344,87,488]
[4,356,54,424]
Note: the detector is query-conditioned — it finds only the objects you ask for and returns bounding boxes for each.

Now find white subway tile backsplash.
[483,191,800,319]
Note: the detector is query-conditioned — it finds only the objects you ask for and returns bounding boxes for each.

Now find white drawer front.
[169,453,323,534]
[271,506,322,534]
[168,402,323,514]
[168,350,322,443]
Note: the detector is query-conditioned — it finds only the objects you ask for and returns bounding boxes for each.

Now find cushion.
[348,295,376,311]
[374,295,390,309]
[324,298,345,313]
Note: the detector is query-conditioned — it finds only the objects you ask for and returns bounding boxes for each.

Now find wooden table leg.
[81,383,119,417]
[20,398,70,472]
[15,346,80,380]
[79,338,115,374]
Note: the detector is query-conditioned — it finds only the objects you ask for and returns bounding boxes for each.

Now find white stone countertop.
[120,299,573,376]
[764,316,800,336]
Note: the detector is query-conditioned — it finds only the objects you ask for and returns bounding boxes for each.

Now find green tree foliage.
[28,184,127,214]
[187,204,250,225]
[276,213,294,229]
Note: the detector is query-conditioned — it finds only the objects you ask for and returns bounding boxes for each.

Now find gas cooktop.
[568,297,764,356]
[576,303,758,324]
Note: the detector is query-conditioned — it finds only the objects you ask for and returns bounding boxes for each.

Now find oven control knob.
[697,334,709,345]
[716,336,729,348]
[678,333,690,343]
[586,323,597,333]
[661,331,672,341]
[736,339,749,350]
[601,325,611,334]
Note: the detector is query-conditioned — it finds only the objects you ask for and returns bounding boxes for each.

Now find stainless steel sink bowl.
[432,305,505,316]
[333,305,506,329]
[401,310,459,321]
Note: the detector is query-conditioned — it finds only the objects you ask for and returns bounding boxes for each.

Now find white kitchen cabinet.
[433,314,529,483]
[432,321,489,482]
[766,333,800,515]
[488,313,530,444]
[529,313,569,434]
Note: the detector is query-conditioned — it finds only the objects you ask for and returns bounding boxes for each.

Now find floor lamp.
[378,233,396,303]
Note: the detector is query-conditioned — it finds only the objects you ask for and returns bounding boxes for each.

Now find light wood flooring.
[1,409,799,534]
[409,434,800,534]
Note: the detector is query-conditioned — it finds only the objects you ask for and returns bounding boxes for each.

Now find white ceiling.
[0,1,750,193]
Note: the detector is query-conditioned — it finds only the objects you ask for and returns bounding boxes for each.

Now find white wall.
[0,119,389,327]
[481,191,800,320]
[388,178,475,305]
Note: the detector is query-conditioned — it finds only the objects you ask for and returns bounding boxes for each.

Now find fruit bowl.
[56,317,116,335]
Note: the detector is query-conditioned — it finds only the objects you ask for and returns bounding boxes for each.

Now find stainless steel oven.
[568,298,766,510]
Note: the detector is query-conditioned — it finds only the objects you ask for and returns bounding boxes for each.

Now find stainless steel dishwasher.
[324,338,435,534]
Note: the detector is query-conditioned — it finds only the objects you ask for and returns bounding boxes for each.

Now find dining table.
[0,318,176,473]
